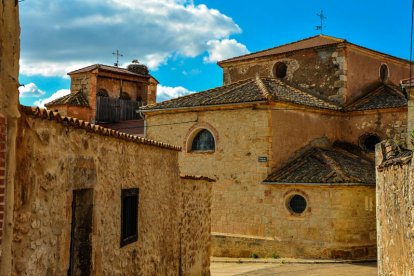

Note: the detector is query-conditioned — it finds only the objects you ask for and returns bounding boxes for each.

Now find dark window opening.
[273,62,288,79]
[97,89,109,97]
[361,134,381,152]
[289,195,307,214]
[121,188,139,247]
[120,92,131,100]
[380,64,389,82]
[191,129,215,151]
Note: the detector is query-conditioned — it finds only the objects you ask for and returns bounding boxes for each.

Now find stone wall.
[97,75,147,101]
[376,141,414,276]
[222,46,347,103]
[11,110,211,275]
[70,73,92,98]
[180,177,213,276]
[145,106,382,259]
[0,1,20,275]
[346,47,410,104]
[0,115,6,243]
[212,184,376,259]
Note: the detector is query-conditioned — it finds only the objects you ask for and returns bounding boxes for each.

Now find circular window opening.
[273,62,288,79]
[288,195,307,214]
[361,134,381,152]
[380,64,389,82]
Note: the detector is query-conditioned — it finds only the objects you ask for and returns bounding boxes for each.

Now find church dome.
[127,60,149,76]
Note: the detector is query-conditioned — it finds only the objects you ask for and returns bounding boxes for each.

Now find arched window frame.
[190,129,215,152]
[185,124,218,154]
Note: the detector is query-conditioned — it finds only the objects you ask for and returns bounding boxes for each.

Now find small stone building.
[142,35,410,259]
[46,61,158,125]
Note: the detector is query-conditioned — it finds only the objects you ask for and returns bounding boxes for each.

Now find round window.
[273,62,288,79]
[360,134,381,152]
[380,64,389,82]
[288,195,307,214]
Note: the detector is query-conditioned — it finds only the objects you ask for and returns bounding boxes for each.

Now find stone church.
[142,35,410,259]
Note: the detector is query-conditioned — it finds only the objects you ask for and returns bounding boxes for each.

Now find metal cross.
[112,50,123,67]
[316,10,327,34]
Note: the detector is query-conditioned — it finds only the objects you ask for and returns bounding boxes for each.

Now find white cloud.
[157,85,194,102]
[18,83,46,98]
[203,39,250,63]
[20,0,246,76]
[34,89,71,108]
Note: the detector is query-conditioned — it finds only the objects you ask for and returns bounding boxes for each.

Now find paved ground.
[211,261,377,276]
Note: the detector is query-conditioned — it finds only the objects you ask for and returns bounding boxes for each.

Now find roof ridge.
[218,35,345,65]
[20,106,181,151]
[147,78,252,107]
[318,148,359,182]
[199,79,257,104]
[255,76,272,101]
[344,83,406,111]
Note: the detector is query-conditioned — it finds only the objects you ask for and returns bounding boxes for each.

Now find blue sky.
[19,0,412,106]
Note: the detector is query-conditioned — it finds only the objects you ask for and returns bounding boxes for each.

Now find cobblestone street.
[211,260,377,276]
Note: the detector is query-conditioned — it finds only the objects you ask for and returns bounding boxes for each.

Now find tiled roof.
[143,78,406,112]
[263,146,375,185]
[20,106,181,151]
[345,84,407,111]
[218,35,344,65]
[45,91,89,107]
[68,64,150,78]
[218,34,409,65]
[142,77,341,111]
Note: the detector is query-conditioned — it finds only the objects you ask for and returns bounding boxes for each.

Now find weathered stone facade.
[376,141,414,276]
[48,64,158,124]
[220,38,410,105]
[222,47,348,103]
[0,114,6,244]
[10,108,212,275]
[0,1,21,274]
[1,3,213,274]
[180,176,213,275]
[145,102,404,259]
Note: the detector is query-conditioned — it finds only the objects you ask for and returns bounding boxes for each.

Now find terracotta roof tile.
[218,34,409,65]
[68,64,150,78]
[20,106,181,151]
[218,35,344,65]
[143,78,406,112]
[142,77,340,111]
[45,91,89,107]
[345,84,407,111]
[263,146,375,185]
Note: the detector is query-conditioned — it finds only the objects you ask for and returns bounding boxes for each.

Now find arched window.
[360,133,381,152]
[97,89,108,97]
[273,62,288,79]
[120,92,131,100]
[379,64,389,82]
[191,129,215,151]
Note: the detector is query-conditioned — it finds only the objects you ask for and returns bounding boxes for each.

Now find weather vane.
[316,10,327,34]
[112,50,123,67]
